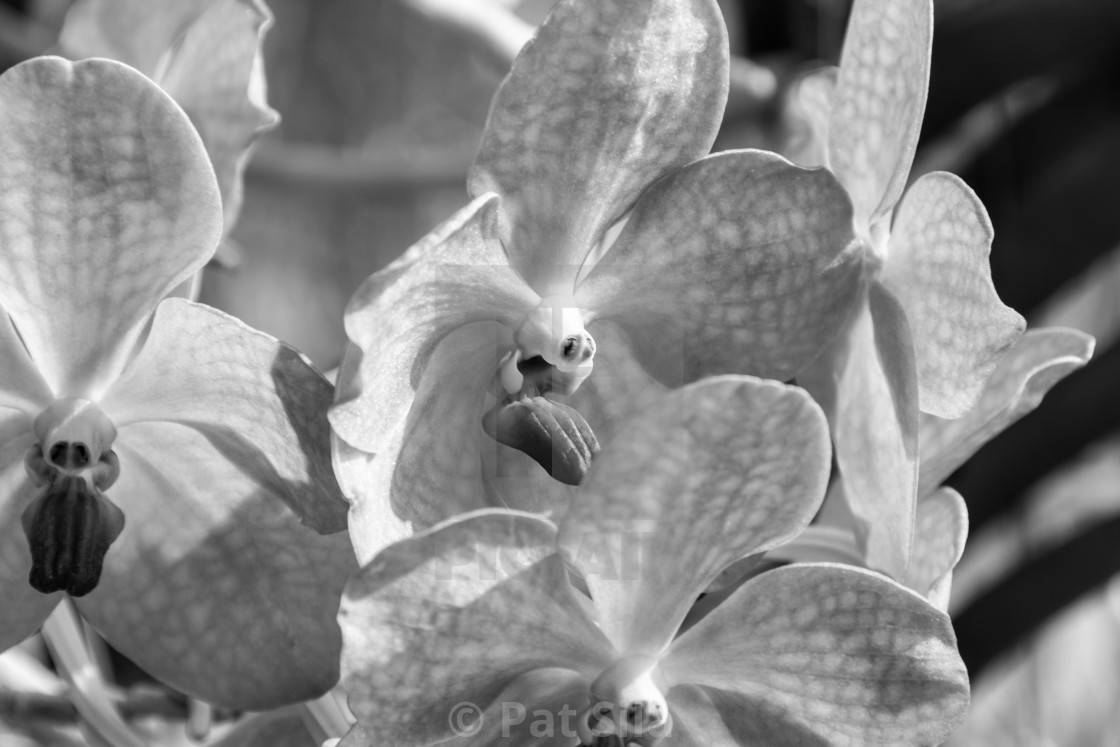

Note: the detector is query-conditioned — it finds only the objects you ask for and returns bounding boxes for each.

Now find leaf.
[0,57,221,398]
[469,0,729,292]
[559,377,830,658]
[882,171,1024,418]
[576,149,862,385]
[101,299,347,534]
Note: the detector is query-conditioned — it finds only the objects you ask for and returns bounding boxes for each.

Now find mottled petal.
[100,299,347,533]
[339,510,612,747]
[60,0,279,236]
[663,564,969,745]
[918,327,1094,495]
[883,172,1025,418]
[906,487,967,612]
[829,0,932,229]
[468,0,728,293]
[576,150,861,384]
[329,194,536,457]
[0,416,59,651]
[834,283,919,579]
[0,310,52,415]
[0,57,221,398]
[559,377,830,657]
[74,423,355,710]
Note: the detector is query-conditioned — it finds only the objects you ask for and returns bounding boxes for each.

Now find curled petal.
[784,65,837,169]
[918,327,1094,495]
[883,172,1025,418]
[663,564,969,746]
[560,377,830,657]
[906,487,968,612]
[101,299,347,534]
[339,510,612,747]
[469,0,728,293]
[834,284,920,579]
[74,423,355,709]
[577,149,862,384]
[330,193,536,457]
[60,0,279,236]
[0,57,221,398]
[829,0,932,230]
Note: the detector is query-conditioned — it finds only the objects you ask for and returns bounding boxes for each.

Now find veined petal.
[663,564,969,746]
[0,57,221,398]
[829,0,932,230]
[559,377,830,658]
[906,487,968,612]
[61,0,279,236]
[468,0,728,293]
[100,299,347,534]
[330,194,537,457]
[341,669,590,747]
[834,283,919,579]
[0,415,59,651]
[74,423,356,710]
[918,327,1094,495]
[339,510,612,747]
[0,310,52,415]
[883,172,1025,418]
[576,150,862,385]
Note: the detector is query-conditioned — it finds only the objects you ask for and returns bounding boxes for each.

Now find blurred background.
[1,0,1119,744]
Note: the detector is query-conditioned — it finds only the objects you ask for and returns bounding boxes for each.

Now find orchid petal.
[559,377,830,657]
[829,0,932,229]
[576,149,862,384]
[100,299,347,533]
[468,0,729,293]
[785,65,837,169]
[0,310,52,415]
[663,564,969,745]
[330,194,536,457]
[883,172,1025,418]
[0,57,221,398]
[834,283,919,579]
[339,510,612,747]
[73,423,355,710]
[0,416,59,651]
[906,487,968,612]
[918,327,1094,495]
[60,0,279,236]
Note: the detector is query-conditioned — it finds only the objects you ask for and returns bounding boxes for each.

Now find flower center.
[578,657,672,746]
[502,296,597,396]
[22,399,124,597]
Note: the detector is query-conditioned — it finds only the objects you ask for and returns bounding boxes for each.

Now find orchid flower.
[330,0,862,563]
[0,57,353,709]
[788,0,1026,578]
[337,377,969,746]
[774,327,1095,609]
[60,0,279,258]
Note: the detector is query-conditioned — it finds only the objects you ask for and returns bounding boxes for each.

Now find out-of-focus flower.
[330,0,862,563]
[59,0,279,255]
[788,0,1026,578]
[0,57,352,709]
[337,377,969,746]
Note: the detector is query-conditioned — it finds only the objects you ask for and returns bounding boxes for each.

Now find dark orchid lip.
[482,394,600,485]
